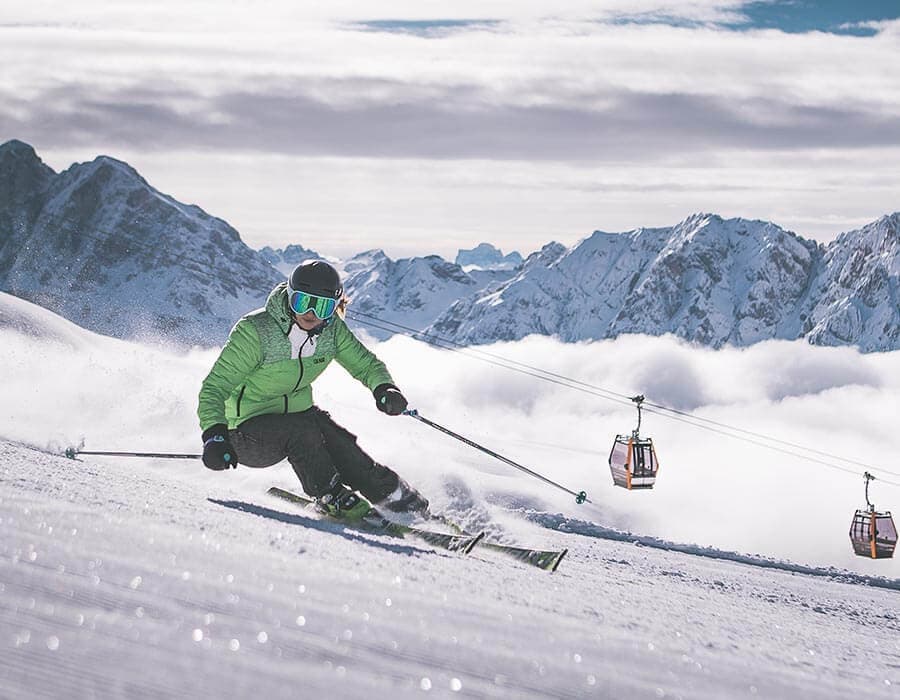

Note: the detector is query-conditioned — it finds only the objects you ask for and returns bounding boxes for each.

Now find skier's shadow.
[209,498,433,557]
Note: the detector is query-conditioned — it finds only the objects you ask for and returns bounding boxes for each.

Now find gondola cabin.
[608,435,659,490]
[849,509,896,559]
[608,394,660,490]
[848,472,897,559]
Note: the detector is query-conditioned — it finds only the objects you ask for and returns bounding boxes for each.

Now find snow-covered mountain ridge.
[2,140,897,351]
[428,213,900,351]
[224,213,900,352]
[338,249,517,340]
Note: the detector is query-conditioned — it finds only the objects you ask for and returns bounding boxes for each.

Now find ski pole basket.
[608,395,660,490]
[848,473,896,559]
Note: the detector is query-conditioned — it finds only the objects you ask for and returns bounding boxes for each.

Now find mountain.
[340,250,515,339]
[258,243,323,277]
[427,213,900,351]
[0,140,282,345]
[2,141,898,352]
[605,214,819,346]
[455,242,523,270]
[803,214,900,352]
[0,141,56,283]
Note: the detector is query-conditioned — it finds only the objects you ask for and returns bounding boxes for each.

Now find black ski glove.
[373,383,408,416]
[201,424,238,470]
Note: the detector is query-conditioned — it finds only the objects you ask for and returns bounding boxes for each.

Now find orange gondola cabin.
[849,473,897,560]
[608,395,660,490]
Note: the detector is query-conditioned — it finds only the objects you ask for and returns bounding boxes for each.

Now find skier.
[197,260,429,520]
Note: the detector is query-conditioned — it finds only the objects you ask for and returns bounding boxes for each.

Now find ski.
[267,486,484,554]
[425,513,567,572]
[268,486,566,570]
[477,541,568,572]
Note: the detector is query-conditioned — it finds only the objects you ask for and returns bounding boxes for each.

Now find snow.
[3,441,898,698]
[2,293,900,698]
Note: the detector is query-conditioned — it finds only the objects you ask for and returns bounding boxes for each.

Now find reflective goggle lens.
[289,290,337,319]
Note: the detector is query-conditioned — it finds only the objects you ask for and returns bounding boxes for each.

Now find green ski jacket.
[198,283,393,432]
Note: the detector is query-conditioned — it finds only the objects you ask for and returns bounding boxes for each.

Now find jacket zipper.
[236,385,246,417]
[286,333,311,413]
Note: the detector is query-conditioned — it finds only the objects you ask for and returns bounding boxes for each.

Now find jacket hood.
[265,283,294,335]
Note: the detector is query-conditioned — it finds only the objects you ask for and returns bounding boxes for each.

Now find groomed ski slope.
[2,439,898,699]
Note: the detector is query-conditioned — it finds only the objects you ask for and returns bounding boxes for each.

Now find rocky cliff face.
[605,214,820,347]
[0,141,57,284]
[803,214,900,352]
[0,140,281,345]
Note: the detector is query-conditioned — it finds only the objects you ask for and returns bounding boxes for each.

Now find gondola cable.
[345,309,900,487]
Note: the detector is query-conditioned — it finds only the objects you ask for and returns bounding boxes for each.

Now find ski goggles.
[288,289,338,319]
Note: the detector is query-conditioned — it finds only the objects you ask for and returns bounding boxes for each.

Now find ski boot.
[316,479,371,521]
[378,478,430,516]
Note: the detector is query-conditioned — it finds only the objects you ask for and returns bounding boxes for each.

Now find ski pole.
[403,409,590,504]
[65,448,201,460]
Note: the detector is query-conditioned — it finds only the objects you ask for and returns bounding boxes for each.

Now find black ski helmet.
[288,260,343,299]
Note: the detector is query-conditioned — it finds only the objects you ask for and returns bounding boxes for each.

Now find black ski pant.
[228,407,400,502]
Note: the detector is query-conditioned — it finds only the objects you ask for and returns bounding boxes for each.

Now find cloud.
[6,79,900,163]
[3,2,755,29]
[24,144,897,262]
[348,19,505,37]
[4,11,900,161]
[365,333,900,573]
[3,6,899,256]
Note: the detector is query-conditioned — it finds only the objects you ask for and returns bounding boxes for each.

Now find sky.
[2,1,900,258]
[2,291,899,576]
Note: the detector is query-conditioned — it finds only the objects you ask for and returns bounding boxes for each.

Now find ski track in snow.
[2,440,898,699]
